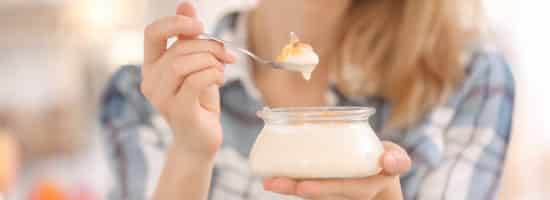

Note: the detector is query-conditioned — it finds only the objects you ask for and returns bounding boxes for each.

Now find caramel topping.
[276,33,314,62]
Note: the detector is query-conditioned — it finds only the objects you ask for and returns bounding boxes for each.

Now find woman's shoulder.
[465,46,514,86]
[450,46,515,105]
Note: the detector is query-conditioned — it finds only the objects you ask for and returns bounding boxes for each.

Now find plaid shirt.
[100,11,514,200]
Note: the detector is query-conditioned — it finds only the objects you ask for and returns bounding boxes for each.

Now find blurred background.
[0,0,548,199]
[0,1,255,199]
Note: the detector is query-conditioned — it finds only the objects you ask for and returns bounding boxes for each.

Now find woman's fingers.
[264,176,392,199]
[166,40,236,64]
[263,177,297,195]
[171,53,224,78]
[380,141,411,176]
[176,1,198,18]
[175,67,224,110]
[150,53,223,113]
[176,2,199,40]
[144,38,235,106]
[294,176,396,199]
[144,15,204,64]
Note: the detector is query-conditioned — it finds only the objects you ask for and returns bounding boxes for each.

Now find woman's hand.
[141,2,236,158]
[263,141,411,200]
[150,3,237,200]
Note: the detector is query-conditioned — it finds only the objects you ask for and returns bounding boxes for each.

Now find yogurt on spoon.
[276,32,320,80]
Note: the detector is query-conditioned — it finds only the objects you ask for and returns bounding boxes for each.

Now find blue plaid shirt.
[100,11,514,200]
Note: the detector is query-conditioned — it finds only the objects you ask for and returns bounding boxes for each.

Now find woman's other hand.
[263,141,411,200]
[141,2,236,158]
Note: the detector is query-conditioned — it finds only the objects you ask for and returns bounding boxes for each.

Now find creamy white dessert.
[276,32,319,80]
[249,121,384,178]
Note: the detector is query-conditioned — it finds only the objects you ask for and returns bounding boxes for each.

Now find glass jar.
[249,107,384,178]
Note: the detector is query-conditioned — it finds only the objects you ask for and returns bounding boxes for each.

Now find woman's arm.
[153,147,215,200]
[142,3,235,200]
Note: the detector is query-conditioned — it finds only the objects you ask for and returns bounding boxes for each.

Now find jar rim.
[257,106,375,122]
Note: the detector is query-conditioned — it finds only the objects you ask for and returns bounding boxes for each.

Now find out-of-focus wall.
[0,0,252,198]
[0,0,258,159]
[498,1,550,199]
[146,0,256,31]
[0,0,149,161]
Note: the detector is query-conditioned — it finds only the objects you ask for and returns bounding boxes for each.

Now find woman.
[101,1,514,199]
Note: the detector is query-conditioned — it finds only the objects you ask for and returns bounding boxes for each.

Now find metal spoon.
[200,33,305,71]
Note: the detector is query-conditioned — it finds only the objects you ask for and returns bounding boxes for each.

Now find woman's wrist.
[167,143,218,164]
[154,143,217,200]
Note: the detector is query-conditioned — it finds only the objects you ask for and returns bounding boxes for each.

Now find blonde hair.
[333,0,481,130]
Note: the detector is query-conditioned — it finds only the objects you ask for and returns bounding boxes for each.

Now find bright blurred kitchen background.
[0,0,548,199]
[0,0,255,198]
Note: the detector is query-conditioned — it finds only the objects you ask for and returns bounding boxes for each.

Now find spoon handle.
[199,33,270,64]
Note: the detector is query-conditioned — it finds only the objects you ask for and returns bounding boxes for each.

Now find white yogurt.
[276,32,320,80]
[249,122,384,178]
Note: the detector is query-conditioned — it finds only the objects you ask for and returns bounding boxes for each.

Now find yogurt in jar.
[249,107,384,178]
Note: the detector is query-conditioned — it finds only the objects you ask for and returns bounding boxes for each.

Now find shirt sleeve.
[100,65,163,200]
[405,51,515,200]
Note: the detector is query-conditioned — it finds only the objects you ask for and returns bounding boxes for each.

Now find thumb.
[177,1,201,40]
[380,141,411,176]
[176,1,198,18]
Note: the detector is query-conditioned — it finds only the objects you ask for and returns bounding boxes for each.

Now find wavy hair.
[333,0,481,130]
